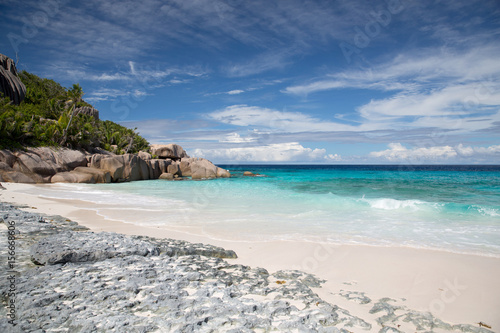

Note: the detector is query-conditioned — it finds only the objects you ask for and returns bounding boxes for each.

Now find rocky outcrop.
[150,144,189,160]
[74,106,99,120]
[0,144,230,183]
[1,202,484,333]
[0,53,26,105]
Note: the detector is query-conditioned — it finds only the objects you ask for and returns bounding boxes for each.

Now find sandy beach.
[2,182,499,331]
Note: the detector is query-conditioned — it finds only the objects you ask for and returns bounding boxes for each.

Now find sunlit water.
[28,165,500,257]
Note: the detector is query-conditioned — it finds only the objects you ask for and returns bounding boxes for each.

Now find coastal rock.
[138,151,152,160]
[148,159,171,179]
[13,149,60,177]
[74,106,99,120]
[52,148,88,169]
[159,172,174,180]
[100,154,151,182]
[217,167,231,178]
[0,53,26,105]
[0,144,228,183]
[30,231,160,265]
[0,149,16,167]
[167,163,179,176]
[179,159,192,177]
[150,144,189,160]
[51,171,95,183]
[0,170,41,183]
[73,167,111,183]
[12,147,87,177]
[191,158,218,179]
[99,155,125,181]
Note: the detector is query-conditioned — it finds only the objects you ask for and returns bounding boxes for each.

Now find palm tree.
[60,84,84,146]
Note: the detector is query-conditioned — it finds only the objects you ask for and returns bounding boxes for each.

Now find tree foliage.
[0,71,150,154]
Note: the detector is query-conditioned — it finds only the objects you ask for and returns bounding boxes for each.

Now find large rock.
[158,172,174,180]
[191,158,218,179]
[11,148,87,177]
[99,154,150,182]
[0,170,41,183]
[179,159,192,177]
[167,163,180,176]
[73,167,111,183]
[0,150,16,167]
[150,144,189,160]
[0,53,26,105]
[216,167,231,178]
[53,148,88,169]
[147,159,171,179]
[99,156,125,181]
[51,171,95,183]
[138,151,151,160]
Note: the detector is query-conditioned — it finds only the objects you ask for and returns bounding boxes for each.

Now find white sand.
[1,182,499,331]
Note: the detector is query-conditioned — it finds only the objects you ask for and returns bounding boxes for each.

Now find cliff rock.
[0,53,26,105]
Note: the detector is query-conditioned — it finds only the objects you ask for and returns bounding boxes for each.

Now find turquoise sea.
[37,165,500,257]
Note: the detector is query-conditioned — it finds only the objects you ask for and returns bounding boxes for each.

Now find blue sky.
[1,0,500,164]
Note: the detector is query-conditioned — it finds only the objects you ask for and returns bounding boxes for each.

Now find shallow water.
[32,165,500,257]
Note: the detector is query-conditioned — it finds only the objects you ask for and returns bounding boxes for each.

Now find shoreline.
[1,182,499,331]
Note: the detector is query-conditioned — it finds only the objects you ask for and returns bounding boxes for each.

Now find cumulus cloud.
[192,142,341,163]
[370,143,500,163]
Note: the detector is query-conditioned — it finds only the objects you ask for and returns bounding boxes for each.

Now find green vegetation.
[0,71,150,153]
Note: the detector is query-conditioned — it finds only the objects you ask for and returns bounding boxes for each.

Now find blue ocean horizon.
[35,164,500,257]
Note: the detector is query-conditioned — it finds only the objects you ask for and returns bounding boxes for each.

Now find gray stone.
[30,231,160,265]
[0,53,26,105]
[0,202,484,333]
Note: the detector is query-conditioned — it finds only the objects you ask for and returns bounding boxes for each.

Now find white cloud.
[283,80,345,96]
[208,105,355,132]
[370,143,500,162]
[284,46,500,134]
[227,90,245,95]
[221,133,255,143]
[192,142,341,163]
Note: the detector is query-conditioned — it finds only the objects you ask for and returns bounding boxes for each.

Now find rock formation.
[0,53,26,105]
[0,144,230,183]
[150,144,189,160]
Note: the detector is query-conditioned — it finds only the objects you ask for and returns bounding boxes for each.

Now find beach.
[1,181,499,332]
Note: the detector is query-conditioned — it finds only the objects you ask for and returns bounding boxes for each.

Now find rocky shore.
[0,144,230,184]
[0,201,494,333]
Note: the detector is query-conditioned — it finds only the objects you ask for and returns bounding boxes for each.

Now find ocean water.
[33,165,500,257]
